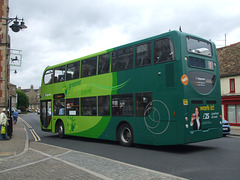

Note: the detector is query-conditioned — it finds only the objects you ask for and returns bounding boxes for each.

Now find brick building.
[20,85,40,111]
[217,42,240,126]
[0,0,10,111]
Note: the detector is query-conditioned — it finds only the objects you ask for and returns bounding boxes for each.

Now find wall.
[0,0,9,110]
[221,75,240,96]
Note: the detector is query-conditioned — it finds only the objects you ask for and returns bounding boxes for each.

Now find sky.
[8,0,240,89]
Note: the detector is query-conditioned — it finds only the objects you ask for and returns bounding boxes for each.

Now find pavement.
[0,118,239,180]
[229,126,240,136]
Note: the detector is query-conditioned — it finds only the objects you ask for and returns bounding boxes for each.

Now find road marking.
[21,118,41,142]
[0,152,16,157]
[21,119,32,129]
[30,129,41,142]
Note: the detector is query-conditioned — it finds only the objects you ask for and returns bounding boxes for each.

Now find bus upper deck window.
[67,62,80,81]
[54,65,66,83]
[98,53,110,75]
[112,47,133,72]
[154,39,174,64]
[136,43,151,67]
[81,57,97,78]
[44,69,53,85]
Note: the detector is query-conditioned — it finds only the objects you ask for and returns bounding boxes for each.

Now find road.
[20,113,240,180]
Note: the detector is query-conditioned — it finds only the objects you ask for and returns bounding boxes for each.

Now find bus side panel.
[63,116,112,139]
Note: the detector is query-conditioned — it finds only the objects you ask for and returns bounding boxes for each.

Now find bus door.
[40,100,52,129]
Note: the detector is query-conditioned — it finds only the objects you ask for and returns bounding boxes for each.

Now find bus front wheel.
[117,124,134,147]
[57,121,65,138]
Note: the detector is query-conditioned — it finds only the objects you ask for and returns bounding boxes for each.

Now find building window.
[228,104,240,124]
[229,78,235,93]
[237,105,240,124]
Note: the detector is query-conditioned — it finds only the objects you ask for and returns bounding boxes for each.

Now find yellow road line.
[0,152,13,157]
[30,129,41,142]
[32,129,41,142]
[21,118,41,142]
[21,119,32,129]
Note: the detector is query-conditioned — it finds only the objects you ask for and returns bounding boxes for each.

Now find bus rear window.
[186,37,212,57]
[189,57,215,70]
[189,57,206,68]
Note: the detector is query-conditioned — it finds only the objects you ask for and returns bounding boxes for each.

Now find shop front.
[222,95,240,126]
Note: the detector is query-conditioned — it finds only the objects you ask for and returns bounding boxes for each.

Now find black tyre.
[57,121,65,138]
[117,124,134,147]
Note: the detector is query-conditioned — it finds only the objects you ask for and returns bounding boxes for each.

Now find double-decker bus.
[40,30,222,146]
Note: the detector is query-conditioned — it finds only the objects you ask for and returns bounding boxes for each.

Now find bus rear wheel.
[118,124,134,147]
[57,121,65,138]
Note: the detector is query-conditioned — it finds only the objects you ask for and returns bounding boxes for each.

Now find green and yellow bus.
[40,30,222,146]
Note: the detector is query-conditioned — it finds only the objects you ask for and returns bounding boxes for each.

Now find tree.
[17,89,29,110]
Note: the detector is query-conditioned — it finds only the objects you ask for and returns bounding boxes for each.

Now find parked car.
[37,109,40,115]
[17,109,22,114]
[222,119,231,136]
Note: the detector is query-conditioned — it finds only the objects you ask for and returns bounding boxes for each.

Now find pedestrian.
[13,109,19,124]
[0,108,10,140]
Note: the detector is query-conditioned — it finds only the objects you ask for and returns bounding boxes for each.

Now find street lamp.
[0,15,27,113]
[1,16,27,33]
[10,69,17,74]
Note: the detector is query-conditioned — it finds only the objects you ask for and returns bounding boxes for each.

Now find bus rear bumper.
[185,127,222,144]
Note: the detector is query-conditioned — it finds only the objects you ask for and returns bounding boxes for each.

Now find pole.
[225,34,226,47]
[4,18,9,110]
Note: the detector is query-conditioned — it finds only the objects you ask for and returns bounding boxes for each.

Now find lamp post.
[0,16,27,110]
[1,16,27,33]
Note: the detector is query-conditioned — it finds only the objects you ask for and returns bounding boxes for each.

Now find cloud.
[8,0,240,89]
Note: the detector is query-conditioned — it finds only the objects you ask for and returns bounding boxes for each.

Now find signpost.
[9,49,22,67]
